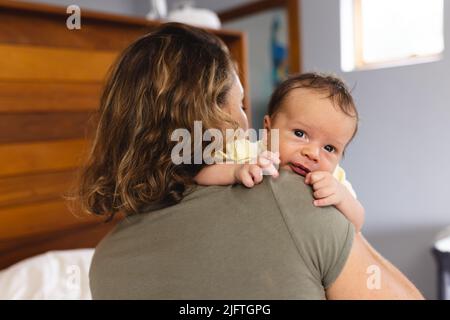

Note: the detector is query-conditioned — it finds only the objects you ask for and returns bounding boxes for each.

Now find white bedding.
[0,249,94,300]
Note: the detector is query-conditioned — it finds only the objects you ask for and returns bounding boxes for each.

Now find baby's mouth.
[289,162,311,177]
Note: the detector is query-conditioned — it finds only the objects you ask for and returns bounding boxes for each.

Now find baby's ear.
[261,115,271,147]
[263,115,271,130]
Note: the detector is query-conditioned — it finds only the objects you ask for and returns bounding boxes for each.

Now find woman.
[77,23,423,299]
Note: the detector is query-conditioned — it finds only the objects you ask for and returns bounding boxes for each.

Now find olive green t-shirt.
[89,170,354,299]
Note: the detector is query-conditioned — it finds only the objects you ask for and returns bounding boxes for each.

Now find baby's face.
[264,88,356,177]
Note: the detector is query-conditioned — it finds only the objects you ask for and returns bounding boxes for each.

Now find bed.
[0,0,249,299]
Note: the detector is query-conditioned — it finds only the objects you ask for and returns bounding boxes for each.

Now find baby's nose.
[301,145,319,162]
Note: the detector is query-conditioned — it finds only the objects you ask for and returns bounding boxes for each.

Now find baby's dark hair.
[267,72,359,143]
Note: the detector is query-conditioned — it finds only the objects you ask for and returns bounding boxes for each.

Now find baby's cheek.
[277,153,290,166]
[274,143,290,163]
[324,163,338,174]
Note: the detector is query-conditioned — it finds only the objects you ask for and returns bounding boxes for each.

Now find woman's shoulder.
[267,170,349,222]
[267,170,353,244]
[267,170,355,287]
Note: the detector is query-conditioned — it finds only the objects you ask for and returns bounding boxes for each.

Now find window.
[341,0,444,71]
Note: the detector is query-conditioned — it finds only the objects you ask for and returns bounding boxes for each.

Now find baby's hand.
[304,171,347,207]
[234,151,280,188]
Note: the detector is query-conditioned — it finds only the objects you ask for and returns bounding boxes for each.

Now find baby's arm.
[195,151,280,188]
[305,172,365,233]
[194,163,239,186]
[334,188,365,233]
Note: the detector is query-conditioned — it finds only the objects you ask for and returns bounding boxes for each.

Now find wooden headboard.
[0,0,250,269]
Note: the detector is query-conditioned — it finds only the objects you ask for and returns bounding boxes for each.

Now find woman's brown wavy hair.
[69,23,238,220]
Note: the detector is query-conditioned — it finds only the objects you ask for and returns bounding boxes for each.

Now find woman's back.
[89,170,354,299]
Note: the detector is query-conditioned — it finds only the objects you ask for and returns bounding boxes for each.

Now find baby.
[195,73,365,232]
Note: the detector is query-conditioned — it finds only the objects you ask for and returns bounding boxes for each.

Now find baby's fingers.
[264,151,280,165]
[305,171,327,185]
[239,169,255,188]
[313,194,338,207]
[257,152,279,178]
[249,165,263,185]
[311,178,334,191]
[258,151,280,167]
[313,187,335,199]
[262,163,279,178]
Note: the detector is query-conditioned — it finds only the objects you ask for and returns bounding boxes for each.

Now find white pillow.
[0,249,94,300]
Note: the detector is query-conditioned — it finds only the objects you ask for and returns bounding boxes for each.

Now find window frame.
[345,0,444,71]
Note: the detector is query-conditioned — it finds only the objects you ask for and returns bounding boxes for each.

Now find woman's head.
[75,23,243,218]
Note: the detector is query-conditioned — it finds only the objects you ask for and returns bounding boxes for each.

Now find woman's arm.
[326,232,424,299]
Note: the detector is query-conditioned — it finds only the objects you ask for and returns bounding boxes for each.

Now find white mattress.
[0,249,94,300]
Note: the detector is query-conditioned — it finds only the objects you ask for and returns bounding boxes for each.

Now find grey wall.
[301,0,450,299]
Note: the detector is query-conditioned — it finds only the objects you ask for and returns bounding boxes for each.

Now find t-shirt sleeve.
[268,171,355,289]
[319,216,355,288]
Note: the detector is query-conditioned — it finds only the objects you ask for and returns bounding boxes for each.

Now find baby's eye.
[324,145,336,153]
[294,130,305,138]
